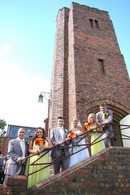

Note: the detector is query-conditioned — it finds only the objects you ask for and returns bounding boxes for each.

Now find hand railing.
[25,122,130,177]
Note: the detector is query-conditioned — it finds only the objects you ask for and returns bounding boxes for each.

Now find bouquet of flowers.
[84,121,93,131]
[67,132,77,139]
[35,138,46,147]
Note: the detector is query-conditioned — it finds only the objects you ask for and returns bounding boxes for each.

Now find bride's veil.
[78,120,82,127]
[71,117,83,128]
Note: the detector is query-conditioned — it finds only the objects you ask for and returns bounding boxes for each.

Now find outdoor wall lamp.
[38,91,51,103]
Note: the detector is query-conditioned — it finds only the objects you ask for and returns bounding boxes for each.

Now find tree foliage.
[0,119,7,130]
[0,119,7,147]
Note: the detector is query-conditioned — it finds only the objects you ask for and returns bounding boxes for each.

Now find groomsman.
[50,116,70,174]
[96,103,114,148]
[7,128,28,175]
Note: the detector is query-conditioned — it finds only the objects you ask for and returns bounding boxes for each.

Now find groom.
[96,103,114,148]
[50,116,70,174]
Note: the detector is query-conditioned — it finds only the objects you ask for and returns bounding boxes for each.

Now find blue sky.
[0,0,130,130]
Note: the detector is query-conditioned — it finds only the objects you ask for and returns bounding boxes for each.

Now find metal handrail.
[26,123,130,177]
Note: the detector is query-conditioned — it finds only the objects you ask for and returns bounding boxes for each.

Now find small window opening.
[89,19,93,27]
[94,20,99,28]
[99,59,105,73]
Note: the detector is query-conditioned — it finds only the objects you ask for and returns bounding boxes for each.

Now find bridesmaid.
[25,127,52,188]
[69,117,90,167]
[88,113,105,156]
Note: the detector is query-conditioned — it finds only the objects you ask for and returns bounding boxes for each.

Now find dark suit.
[50,127,70,174]
[96,109,114,147]
[7,138,28,175]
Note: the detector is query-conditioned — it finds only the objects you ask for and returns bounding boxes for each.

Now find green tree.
[0,119,7,147]
[0,119,7,130]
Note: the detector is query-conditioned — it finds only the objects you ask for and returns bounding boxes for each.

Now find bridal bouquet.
[67,132,77,139]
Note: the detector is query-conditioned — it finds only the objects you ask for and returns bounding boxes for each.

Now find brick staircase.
[5,146,130,195]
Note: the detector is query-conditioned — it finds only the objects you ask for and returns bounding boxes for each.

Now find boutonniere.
[64,128,69,133]
[105,111,109,119]
[84,121,93,131]
[26,141,30,145]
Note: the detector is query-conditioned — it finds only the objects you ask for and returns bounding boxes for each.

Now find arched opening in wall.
[111,120,122,147]
[108,103,129,147]
[81,99,129,147]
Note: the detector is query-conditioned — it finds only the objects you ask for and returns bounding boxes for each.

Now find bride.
[69,117,90,167]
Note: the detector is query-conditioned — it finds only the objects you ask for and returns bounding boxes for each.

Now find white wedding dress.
[69,130,90,167]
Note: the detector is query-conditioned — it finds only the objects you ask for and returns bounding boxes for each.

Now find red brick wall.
[1,137,13,156]
[7,147,130,195]
[49,8,70,129]
[49,2,130,132]
[68,3,130,125]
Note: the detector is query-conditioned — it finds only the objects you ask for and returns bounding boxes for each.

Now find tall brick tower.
[49,2,130,146]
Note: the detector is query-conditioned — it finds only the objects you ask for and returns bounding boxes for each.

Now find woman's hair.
[72,117,78,122]
[88,113,96,122]
[32,127,46,143]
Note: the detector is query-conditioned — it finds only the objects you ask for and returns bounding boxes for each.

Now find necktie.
[102,113,105,121]
[60,127,64,142]
[20,140,25,157]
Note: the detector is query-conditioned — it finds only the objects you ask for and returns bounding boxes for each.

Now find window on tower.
[99,59,105,73]
[94,20,99,28]
[89,19,93,27]
[89,19,99,28]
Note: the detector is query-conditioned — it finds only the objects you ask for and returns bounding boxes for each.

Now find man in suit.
[7,128,28,175]
[96,103,114,148]
[50,116,70,175]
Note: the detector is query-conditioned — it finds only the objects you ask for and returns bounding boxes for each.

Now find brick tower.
[49,2,130,146]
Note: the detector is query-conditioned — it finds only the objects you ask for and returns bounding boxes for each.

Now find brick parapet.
[6,147,130,195]
[7,175,27,195]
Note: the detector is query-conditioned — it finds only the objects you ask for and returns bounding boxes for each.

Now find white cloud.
[0,44,13,55]
[0,65,50,129]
